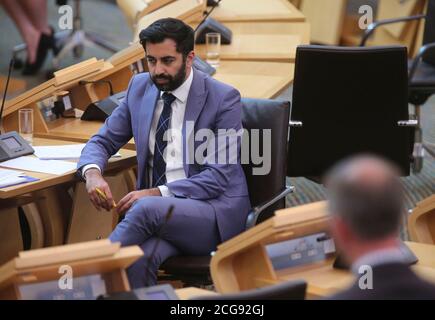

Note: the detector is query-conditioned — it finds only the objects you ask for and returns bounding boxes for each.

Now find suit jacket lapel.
[138,82,159,188]
[182,69,207,176]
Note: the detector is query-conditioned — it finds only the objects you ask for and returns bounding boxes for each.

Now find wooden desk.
[3,3,308,144]
[297,0,346,45]
[214,61,295,98]
[0,138,136,199]
[280,241,435,299]
[134,21,309,64]
[221,21,310,43]
[408,195,435,245]
[0,138,137,265]
[276,262,353,299]
[0,241,142,300]
[3,58,106,119]
[210,202,435,299]
[175,287,217,300]
[209,0,305,22]
[33,60,295,146]
[194,21,310,62]
[196,34,301,62]
[34,118,137,150]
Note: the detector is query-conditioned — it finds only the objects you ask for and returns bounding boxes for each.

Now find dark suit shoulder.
[328,263,435,300]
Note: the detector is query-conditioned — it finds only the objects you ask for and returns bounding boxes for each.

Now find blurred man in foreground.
[326,155,435,300]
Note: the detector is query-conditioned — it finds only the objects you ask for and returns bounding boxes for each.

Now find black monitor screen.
[3,136,21,149]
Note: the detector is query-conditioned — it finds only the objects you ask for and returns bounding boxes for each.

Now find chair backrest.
[190,279,307,300]
[423,0,435,65]
[288,45,413,178]
[241,98,290,223]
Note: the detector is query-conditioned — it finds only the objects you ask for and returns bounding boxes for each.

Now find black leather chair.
[159,98,293,287]
[287,45,414,179]
[360,0,435,172]
[190,279,307,300]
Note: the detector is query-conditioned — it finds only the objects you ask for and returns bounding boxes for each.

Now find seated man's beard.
[151,61,187,92]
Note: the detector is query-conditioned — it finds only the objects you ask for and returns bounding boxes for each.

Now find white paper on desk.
[0,175,29,188]
[0,168,24,181]
[33,144,86,160]
[33,144,121,160]
[0,157,77,175]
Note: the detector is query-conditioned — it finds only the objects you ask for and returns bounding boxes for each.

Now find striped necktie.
[152,92,176,188]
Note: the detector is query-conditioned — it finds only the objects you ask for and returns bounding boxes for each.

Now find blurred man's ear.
[185,51,195,68]
[330,216,353,250]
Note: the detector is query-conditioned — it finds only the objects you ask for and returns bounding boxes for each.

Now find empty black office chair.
[360,0,435,172]
[159,98,293,287]
[190,279,307,300]
[288,45,414,179]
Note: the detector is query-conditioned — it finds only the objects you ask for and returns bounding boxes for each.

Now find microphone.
[195,0,232,45]
[192,0,224,75]
[194,0,222,33]
[0,58,15,134]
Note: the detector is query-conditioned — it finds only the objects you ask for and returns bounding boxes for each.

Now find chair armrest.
[245,185,295,229]
[360,14,426,47]
[409,42,435,84]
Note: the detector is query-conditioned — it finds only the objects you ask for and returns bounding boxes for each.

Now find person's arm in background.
[166,88,244,200]
[77,76,135,211]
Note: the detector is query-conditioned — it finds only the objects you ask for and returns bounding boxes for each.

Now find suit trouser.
[109,196,220,288]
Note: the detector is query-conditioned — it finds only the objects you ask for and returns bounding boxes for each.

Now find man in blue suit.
[77,18,250,288]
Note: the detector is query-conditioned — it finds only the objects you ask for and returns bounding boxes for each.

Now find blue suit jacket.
[78,68,251,241]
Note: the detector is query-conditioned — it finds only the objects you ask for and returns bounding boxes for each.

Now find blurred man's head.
[139,18,195,91]
[325,155,405,263]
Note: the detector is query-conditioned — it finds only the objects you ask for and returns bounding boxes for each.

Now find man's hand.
[116,188,162,215]
[85,168,114,211]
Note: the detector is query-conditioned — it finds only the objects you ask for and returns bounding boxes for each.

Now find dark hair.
[326,155,404,240]
[139,18,194,56]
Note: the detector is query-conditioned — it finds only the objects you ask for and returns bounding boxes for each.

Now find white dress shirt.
[82,68,193,197]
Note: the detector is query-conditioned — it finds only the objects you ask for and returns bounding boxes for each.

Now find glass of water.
[206,33,221,68]
[19,108,34,144]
